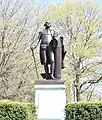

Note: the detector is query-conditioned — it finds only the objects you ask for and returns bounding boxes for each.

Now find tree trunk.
[74,74,80,101]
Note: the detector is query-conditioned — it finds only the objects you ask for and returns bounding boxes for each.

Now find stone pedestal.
[35,80,66,120]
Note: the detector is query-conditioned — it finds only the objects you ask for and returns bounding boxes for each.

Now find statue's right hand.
[30,45,34,51]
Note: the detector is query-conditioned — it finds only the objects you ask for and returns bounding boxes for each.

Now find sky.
[35,0,64,5]
[35,0,102,6]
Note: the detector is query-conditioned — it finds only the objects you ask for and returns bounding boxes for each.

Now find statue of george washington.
[31,21,66,80]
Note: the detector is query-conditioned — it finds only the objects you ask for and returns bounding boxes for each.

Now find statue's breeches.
[40,45,54,65]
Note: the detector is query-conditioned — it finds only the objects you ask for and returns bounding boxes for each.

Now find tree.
[47,0,102,101]
[0,0,46,101]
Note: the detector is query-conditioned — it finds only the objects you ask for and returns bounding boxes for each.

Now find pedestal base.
[35,80,66,120]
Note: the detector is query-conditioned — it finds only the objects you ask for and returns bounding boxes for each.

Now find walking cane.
[30,45,39,81]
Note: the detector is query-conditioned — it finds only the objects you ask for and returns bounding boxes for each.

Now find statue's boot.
[50,62,56,79]
[44,63,49,79]
[50,74,56,79]
[61,62,65,69]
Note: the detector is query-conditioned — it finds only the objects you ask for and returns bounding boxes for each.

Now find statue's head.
[44,21,51,29]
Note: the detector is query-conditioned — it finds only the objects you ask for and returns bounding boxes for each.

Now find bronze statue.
[30,22,66,80]
[39,22,55,79]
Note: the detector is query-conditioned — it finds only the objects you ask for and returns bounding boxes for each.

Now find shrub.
[0,100,36,120]
[65,102,102,120]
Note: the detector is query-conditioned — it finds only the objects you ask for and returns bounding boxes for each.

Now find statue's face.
[44,22,51,28]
